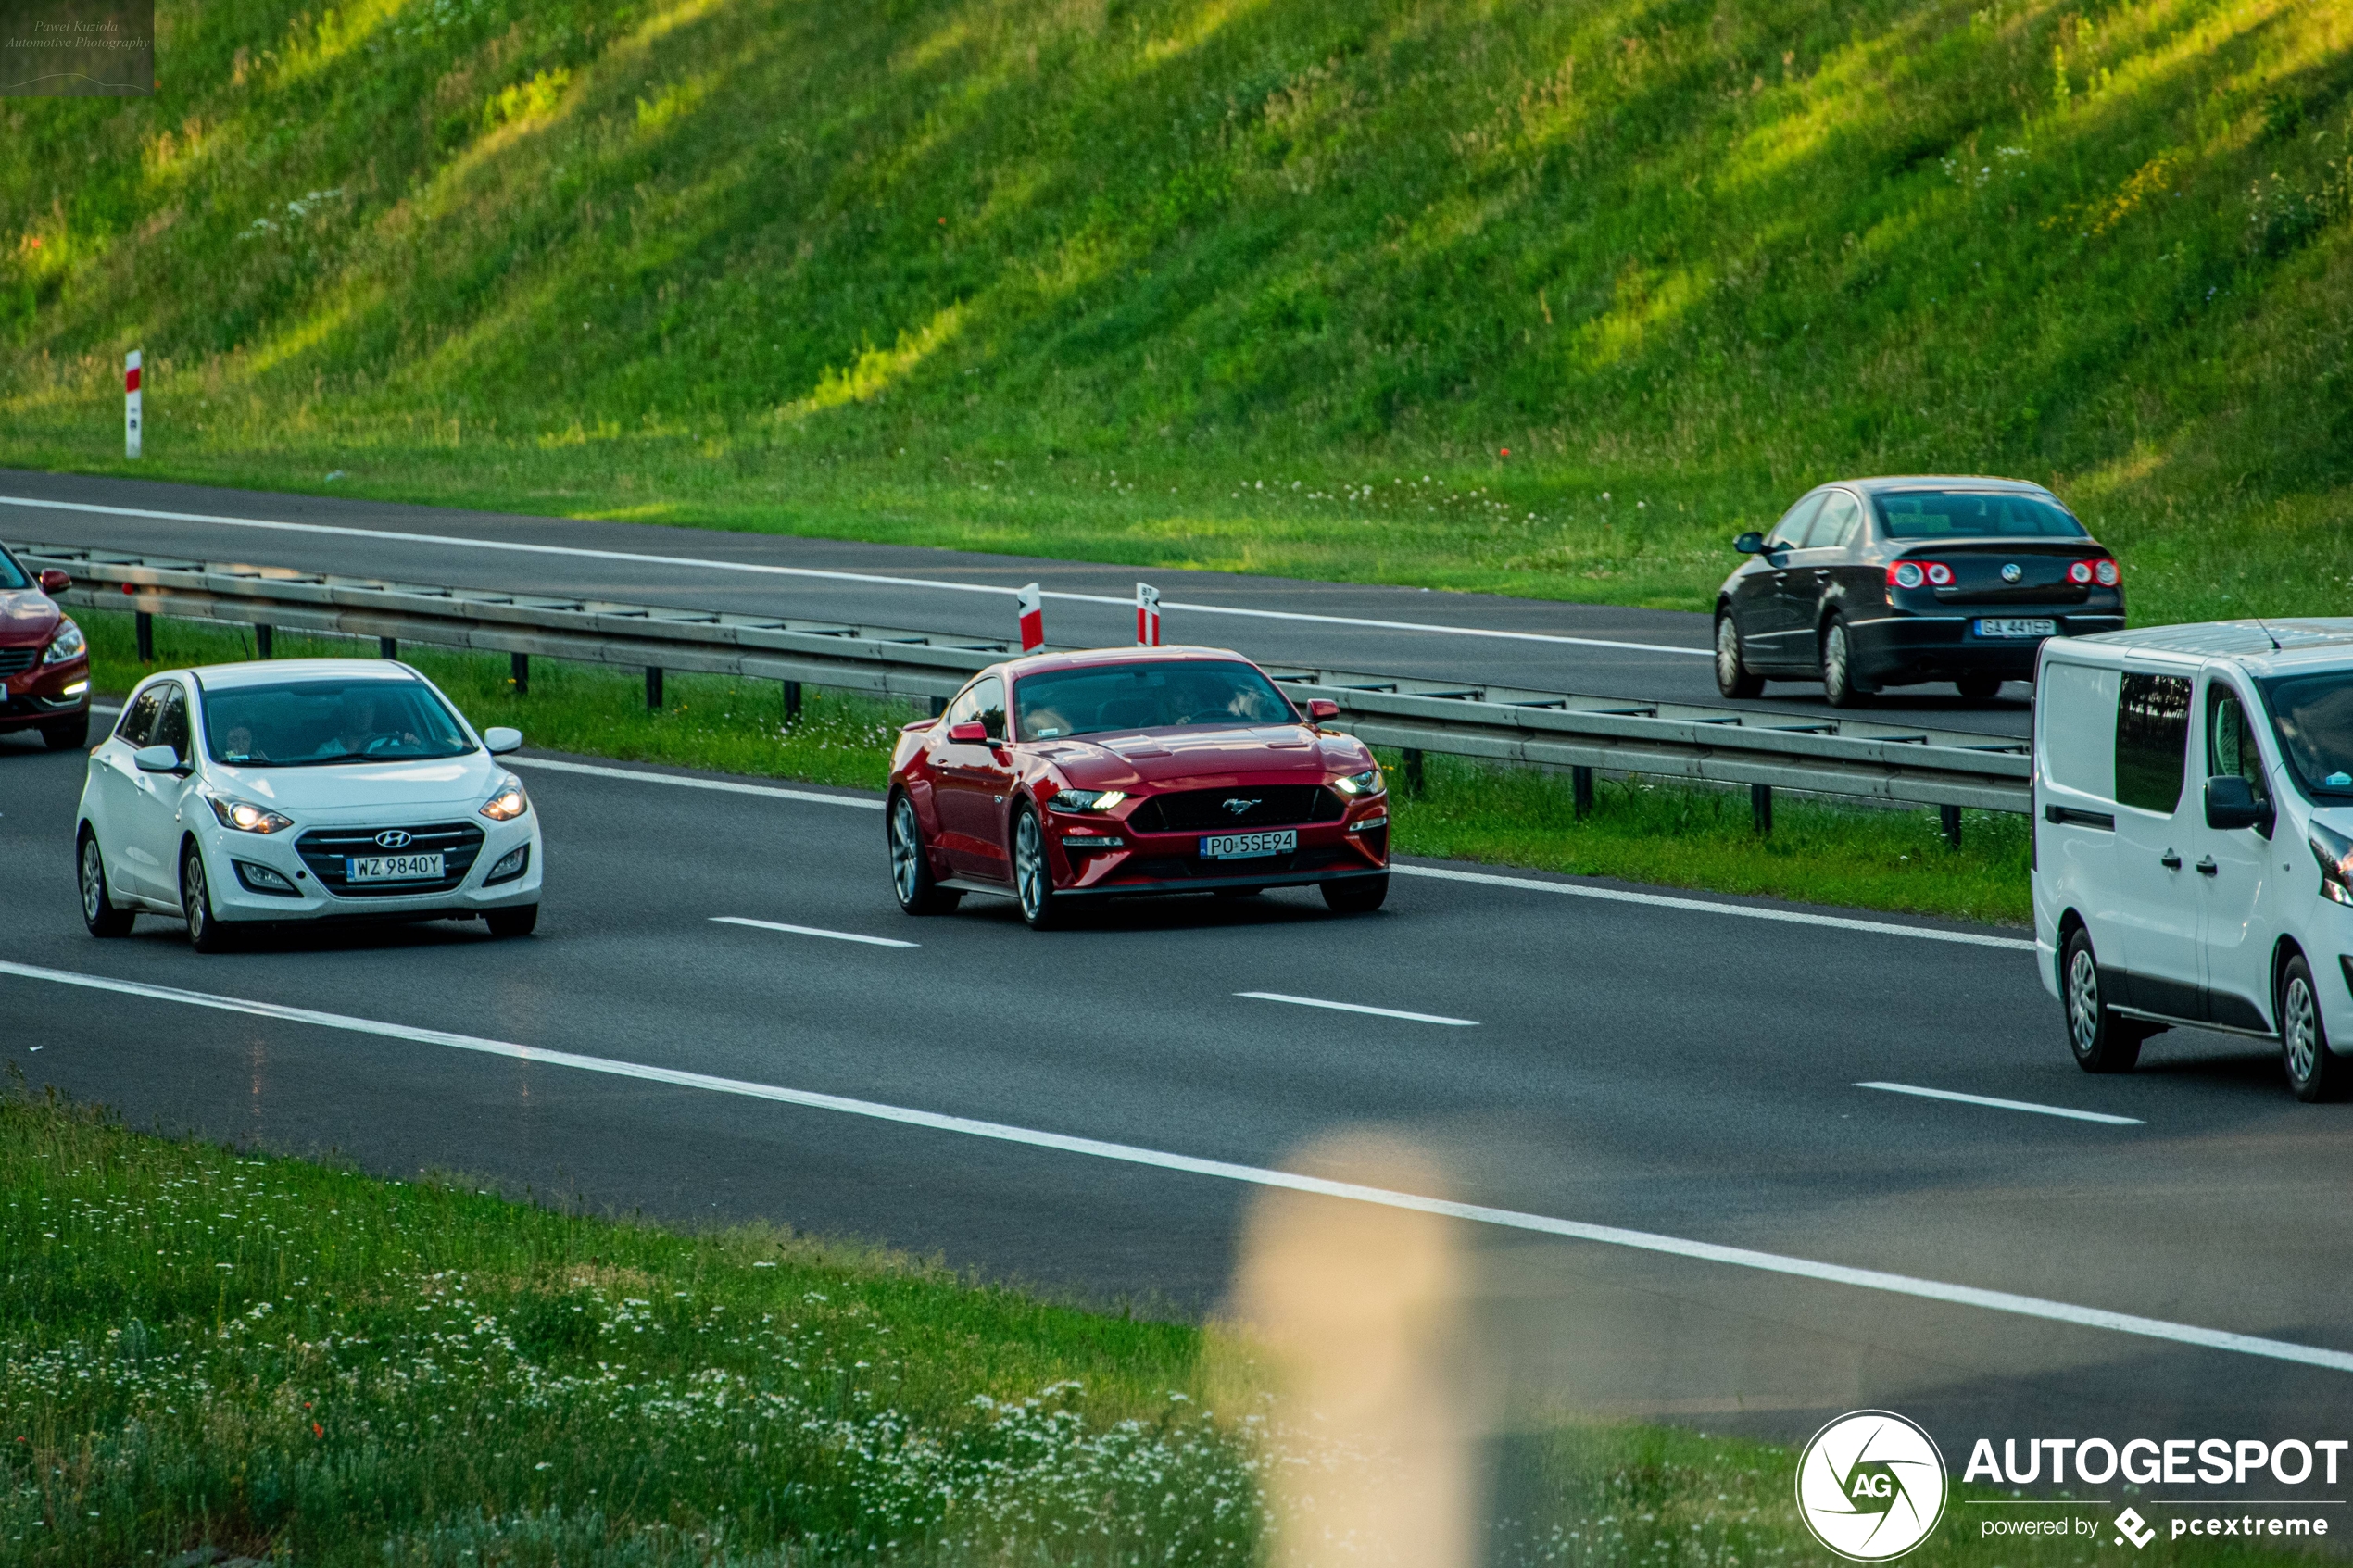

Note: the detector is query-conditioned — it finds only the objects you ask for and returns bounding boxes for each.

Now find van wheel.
[2281,955,2343,1102]
[2064,928,2141,1073]
[1820,618,1871,708]
[1715,614,1764,699]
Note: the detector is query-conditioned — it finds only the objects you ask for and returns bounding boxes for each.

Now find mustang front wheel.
[1012,807,1064,930]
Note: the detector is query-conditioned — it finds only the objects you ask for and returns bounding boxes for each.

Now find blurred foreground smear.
[1227,1131,1486,1568]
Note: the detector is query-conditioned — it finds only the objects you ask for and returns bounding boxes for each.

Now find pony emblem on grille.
[1222,798,1260,816]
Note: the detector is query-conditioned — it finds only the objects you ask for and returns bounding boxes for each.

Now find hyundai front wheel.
[485,904,539,938]
[181,843,234,954]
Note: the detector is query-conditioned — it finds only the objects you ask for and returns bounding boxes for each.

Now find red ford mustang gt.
[886,646,1390,929]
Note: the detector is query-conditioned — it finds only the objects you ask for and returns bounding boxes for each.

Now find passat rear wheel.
[1012,807,1064,930]
[1820,618,1871,708]
[79,832,134,937]
[2281,954,2342,1102]
[1321,875,1389,914]
[2064,928,2140,1073]
[1715,613,1764,699]
[888,792,962,915]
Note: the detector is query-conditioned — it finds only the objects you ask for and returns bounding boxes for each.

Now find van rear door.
[2035,655,2121,978]
[2110,670,2203,1021]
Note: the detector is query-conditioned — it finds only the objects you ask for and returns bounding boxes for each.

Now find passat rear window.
[2259,672,2353,799]
[1875,492,2088,539]
[1015,661,1294,739]
[202,678,473,766]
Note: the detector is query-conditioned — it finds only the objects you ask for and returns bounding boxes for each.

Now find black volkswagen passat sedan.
[1712,477,2126,707]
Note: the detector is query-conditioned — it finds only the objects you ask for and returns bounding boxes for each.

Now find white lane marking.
[1857,1081,2144,1126]
[1238,990,1478,1026]
[711,915,916,949]
[2,955,2344,1374]
[1392,862,2038,951]
[3,494,1708,657]
[505,755,884,809]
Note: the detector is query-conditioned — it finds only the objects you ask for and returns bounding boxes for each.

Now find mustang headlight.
[1050,788,1126,813]
[1333,767,1384,797]
[479,773,530,822]
[41,619,85,664]
[2313,822,2353,907]
[202,788,295,834]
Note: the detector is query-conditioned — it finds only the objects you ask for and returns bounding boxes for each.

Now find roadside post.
[125,350,143,458]
[1136,583,1161,646]
[1016,583,1044,652]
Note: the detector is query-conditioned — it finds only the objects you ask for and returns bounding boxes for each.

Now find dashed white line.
[1392,862,2037,951]
[1238,990,1478,1026]
[711,916,916,948]
[505,755,883,809]
[2,494,1709,656]
[1857,1081,2145,1125]
[0,956,2342,1373]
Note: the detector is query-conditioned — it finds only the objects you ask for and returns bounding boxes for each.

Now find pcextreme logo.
[1796,1410,1951,1561]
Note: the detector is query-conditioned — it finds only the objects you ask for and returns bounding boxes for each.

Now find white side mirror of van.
[483,726,522,756]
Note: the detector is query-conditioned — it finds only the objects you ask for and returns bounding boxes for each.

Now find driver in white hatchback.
[74,659,543,950]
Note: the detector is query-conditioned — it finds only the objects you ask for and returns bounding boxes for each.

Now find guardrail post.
[1572,765,1594,818]
[1751,783,1773,836]
[1941,803,1962,849]
[646,667,664,710]
[254,624,273,659]
[510,653,529,696]
[379,636,398,660]
[783,680,803,724]
[134,611,153,662]
[1402,748,1425,797]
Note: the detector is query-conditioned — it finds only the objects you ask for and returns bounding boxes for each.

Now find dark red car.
[886,646,1390,929]
[0,544,92,750]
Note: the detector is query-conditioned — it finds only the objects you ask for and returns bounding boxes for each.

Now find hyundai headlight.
[202,788,295,834]
[479,774,530,822]
[1050,788,1126,813]
[2313,822,2353,907]
[1333,767,1384,797]
[41,619,85,664]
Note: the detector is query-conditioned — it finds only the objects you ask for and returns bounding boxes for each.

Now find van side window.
[116,685,164,746]
[2115,672,2191,814]
[2208,686,2268,803]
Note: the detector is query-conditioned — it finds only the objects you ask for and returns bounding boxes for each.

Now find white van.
[2032,621,2353,1100]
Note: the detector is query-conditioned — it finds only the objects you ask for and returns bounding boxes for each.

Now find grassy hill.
[4,0,2349,622]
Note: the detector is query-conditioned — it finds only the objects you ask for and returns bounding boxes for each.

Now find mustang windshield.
[1015,661,1295,739]
[2260,672,2353,800]
[1874,491,2087,539]
[202,678,474,766]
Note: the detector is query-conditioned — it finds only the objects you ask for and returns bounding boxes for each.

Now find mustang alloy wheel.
[887,793,961,915]
[1012,807,1063,931]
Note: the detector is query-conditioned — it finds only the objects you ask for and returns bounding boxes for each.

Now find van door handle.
[2196,856,2218,876]
[2160,850,2182,871]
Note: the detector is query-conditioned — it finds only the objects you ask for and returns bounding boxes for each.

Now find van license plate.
[1973,618,2056,638]
[346,852,445,883]
[1202,830,1295,860]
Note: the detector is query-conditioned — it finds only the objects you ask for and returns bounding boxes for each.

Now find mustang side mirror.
[2204,775,2272,835]
[946,721,991,745]
[483,726,522,755]
[133,744,184,774]
[1304,698,1340,723]
[1733,531,1766,555]
[37,568,70,595]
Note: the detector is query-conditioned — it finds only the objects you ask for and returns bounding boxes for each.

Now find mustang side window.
[2208,685,2267,805]
[2114,671,2191,815]
[943,677,1004,739]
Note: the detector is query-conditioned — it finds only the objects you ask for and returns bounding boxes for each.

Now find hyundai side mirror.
[483,726,522,755]
[1733,531,1766,555]
[37,568,70,595]
[1304,698,1340,723]
[133,744,185,774]
[2204,775,2273,835]
[946,721,991,745]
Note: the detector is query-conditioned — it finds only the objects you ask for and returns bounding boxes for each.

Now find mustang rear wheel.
[1012,807,1064,930]
[888,793,962,915]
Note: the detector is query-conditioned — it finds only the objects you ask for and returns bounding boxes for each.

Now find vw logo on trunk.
[374,829,412,848]
[1222,797,1260,816]
[2000,562,2023,583]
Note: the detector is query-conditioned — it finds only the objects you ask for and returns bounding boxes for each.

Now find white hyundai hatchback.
[75,659,543,950]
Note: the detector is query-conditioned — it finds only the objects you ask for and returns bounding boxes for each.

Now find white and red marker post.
[1015,582,1044,652]
[124,349,143,458]
[1135,583,1161,646]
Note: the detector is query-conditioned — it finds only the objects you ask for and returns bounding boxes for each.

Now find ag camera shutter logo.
[1795,1410,1948,1561]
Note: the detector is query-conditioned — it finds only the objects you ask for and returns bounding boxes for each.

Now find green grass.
[4,0,2351,623]
[76,607,2031,923]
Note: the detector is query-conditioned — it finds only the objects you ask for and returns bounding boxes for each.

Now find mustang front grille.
[1128,785,1343,834]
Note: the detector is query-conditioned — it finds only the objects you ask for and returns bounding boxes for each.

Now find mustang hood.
[1038,725,1370,786]
[0,589,61,646]
[208,754,502,815]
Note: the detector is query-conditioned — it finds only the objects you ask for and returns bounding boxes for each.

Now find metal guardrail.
[18,542,2032,815]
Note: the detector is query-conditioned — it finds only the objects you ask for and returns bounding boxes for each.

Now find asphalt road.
[0,469,2034,736]
[4,721,2345,1466]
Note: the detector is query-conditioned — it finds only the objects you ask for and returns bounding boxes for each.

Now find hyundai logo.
[2000,562,2023,583]
[1221,797,1260,816]
[374,829,412,849]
